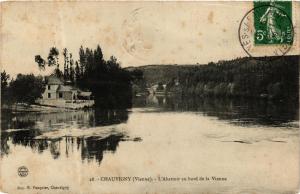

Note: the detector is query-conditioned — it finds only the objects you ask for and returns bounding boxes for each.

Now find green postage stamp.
[254,1,293,45]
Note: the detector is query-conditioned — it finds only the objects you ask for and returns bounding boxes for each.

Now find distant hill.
[126,64,201,85]
[126,55,299,100]
[125,55,299,86]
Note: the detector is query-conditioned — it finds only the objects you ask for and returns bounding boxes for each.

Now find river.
[1,95,299,194]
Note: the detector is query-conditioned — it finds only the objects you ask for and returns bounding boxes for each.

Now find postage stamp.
[238,1,294,59]
[254,1,293,45]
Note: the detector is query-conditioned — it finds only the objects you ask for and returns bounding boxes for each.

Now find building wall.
[41,84,87,104]
[42,84,60,99]
[62,91,74,101]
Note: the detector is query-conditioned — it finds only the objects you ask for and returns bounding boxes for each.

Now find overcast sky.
[1,1,299,77]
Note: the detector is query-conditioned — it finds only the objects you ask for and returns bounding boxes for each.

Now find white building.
[37,75,94,109]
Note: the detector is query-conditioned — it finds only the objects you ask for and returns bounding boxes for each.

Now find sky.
[1,1,299,77]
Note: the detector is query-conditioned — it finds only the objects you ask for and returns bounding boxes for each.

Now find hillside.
[126,64,199,86]
[127,55,299,100]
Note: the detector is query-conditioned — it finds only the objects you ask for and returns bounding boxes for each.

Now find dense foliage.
[1,73,45,105]
[177,56,299,100]
[76,46,132,108]
[129,55,299,101]
[1,71,10,105]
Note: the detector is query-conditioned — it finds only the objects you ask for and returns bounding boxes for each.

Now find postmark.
[122,7,158,61]
[238,1,294,59]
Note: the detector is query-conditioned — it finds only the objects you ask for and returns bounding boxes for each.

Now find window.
[48,93,51,98]
[59,92,63,98]
[48,85,51,90]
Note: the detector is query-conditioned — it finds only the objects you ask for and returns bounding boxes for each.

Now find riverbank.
[1,103,90,113]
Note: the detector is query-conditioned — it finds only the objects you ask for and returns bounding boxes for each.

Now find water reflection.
[1,109,129,131]
[1,129,130,164]
[132,95,299,127]
[79,135,125,163]
[1,95,299,164]
[1,109,135,164]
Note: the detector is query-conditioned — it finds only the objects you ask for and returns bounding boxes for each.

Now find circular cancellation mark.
[238,4,294,61]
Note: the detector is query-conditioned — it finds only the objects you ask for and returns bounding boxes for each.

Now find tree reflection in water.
[1,109,137,164]
[132,95,299,127]
[1,130,128,164]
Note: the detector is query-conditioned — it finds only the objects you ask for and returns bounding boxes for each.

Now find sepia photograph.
[0,1,299,194]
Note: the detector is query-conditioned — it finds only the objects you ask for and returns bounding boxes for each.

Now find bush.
[10,74,45,104]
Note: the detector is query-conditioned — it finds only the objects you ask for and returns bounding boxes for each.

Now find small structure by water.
[36,75,94,109]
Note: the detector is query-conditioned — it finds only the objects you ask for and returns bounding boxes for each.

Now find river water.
[1,96,299,194]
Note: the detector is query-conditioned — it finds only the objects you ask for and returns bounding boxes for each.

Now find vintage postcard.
[0,1,300,194]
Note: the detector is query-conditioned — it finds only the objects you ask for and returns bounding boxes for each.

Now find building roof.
[45,75,92,95]
[47,75,63,85]
[57,85,77,92]
[78,91,92,97]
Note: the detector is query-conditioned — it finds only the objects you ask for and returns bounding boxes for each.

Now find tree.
[107,56,119,71]
[1,71,10,90]
[75,61,81,83]
[94,45,103,64]
[48,47,60,68]
[35,55,46,70]
[131,69,144,81]
[69,53,75,83]
[10,74,45,104]
[35,47,62,78]
[63,48,69,80]
[79,45,86,76]
[1,71,11,105]
[47,47,62,78]
[85,48,94,75]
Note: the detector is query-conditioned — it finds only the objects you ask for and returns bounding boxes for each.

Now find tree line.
[1,72,44,105]
[166,56,299,101]
[129,55,299,101]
